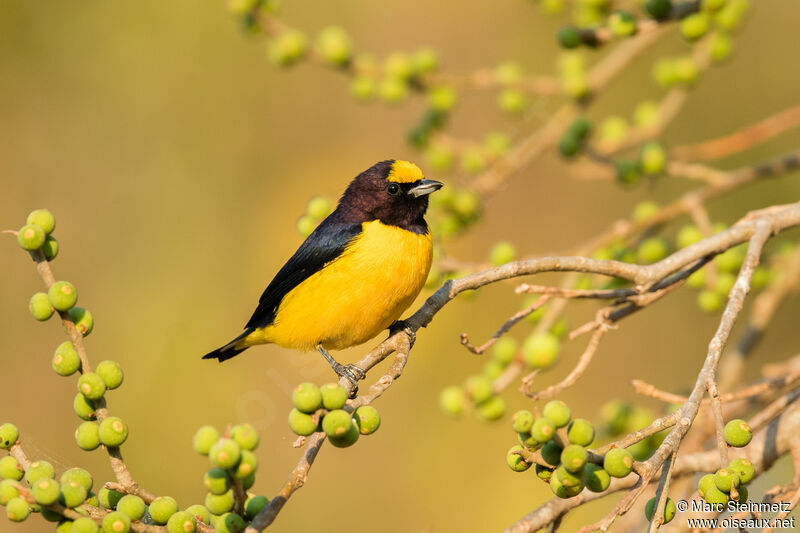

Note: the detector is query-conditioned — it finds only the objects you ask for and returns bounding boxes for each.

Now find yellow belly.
[244,220,432,351]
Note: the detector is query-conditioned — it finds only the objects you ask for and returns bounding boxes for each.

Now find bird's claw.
[332,362,365,398]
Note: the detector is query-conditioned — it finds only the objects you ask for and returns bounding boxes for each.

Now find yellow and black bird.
[203,159,442,388]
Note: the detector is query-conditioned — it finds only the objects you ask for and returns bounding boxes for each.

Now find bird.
[203,159,443,390]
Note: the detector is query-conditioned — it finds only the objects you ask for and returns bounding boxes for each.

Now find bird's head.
[338,160,443,230]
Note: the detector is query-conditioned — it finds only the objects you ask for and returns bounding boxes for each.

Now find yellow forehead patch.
[388,160,424,183]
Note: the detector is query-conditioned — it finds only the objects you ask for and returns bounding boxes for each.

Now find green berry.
[209,439,241,469]
[681,13,709,41]
[561,445,588,473]
[17,224,46,251]
[568,118,591,140]
[6,497,30,522]
[244,494,269,519]
[609,10,637,37]
[292,383,322,413]
[42,235,59,260]
[645,497,676,523]
[99,417,128,448]
[213,512,246,533]
[494,61,522,84]
[149,496,179,524]
[535,464,554,481]
[640,142,666,174]
[677,224,704,248]
[0,423,19,449]
[550,471,580,498]
[542,401,571,428]
[53,342,81,376]
[603,448,633,477]
[724,419,752,447]
[634,101,659,127]
[27,209,55,234]
[74,393,97,421]
[517,432,539,449]
[697,473,719,495]
[558,133,580,158]
[379,78,408,104]
[233,450,258,479]
[68,307,94,336]
[476,396,506,421]
[98,487,124,509]
[412,48,439,74]
[72,517,100,533]
[675,57,699,85]
[701,483,729,505]
[710,32,734,62]
[728,458,755,484]
[541,440,563,467]
[166,511,196,533]
[497,89,528,114]
[0,456,23,481]
[296,215,316,237]
[193,426,219,455]
[32,477,60,505]
[75,422,101,451]
[268,28,308,67]
[632,201,659,222]
[555,465,584,490]
[61,467,92,492]
[567,418,595,446]
[428,85,458,112]
[328,418,360,448]
[460,148,487,175]
[25,459,55,484]
[78,373,106,400]
[102,511,131,532]
[584,463,611,492]
[185,504,210,524]
[714,468,740,493]
[349,76,376,101]
[714,271,736,296]
[48,281,78,311]
[29,292,54,321]
[492,338,517,365]
[315,26,352,66]
[116,494,146,520]
[230,423,259,451]
[306,197,333,221]
[522,332,560,369]
[557,26,582,48]
[531,418,556,443]
[288,408,318,436]
[637,237,669,264]
[354,406,381,435]
[205,489,235,514]
[698,289,723,312]
[511,410,535,434]
[61,479,88,508]
[645,0,671,19]
[489,242,516,267]
[615,159,641,185]
[0,478,20,505]
[506,445,531,472]
[736,485,749,502]
[204,468,230,495]
[42,507,64,522]
[484,131,511,156]
[322,409,353,439]
[96,361,124,390]
[601,400,631,435]
[439,386,467,417]
[464,375,493,404]
[716,245,745,272]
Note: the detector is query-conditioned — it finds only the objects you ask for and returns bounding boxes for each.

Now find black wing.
[244,217,363,330]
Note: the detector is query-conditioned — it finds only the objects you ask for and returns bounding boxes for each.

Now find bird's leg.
[316,344,365,397]
[388,319,416,348]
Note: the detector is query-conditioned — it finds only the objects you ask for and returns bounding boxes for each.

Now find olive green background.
[1,1,799,532]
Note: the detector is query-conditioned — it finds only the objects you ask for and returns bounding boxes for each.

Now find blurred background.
[1,1,799,531]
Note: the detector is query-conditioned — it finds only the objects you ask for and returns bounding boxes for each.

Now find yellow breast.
[248,220,432,351]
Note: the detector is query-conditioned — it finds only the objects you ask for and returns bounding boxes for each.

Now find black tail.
[202,330,252,362]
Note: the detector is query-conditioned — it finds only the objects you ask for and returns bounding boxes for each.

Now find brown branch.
[460,295,550,354]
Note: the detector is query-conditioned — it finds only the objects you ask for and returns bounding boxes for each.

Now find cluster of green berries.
[296,196,334,237]
[504,401,637,500]
[698,457,754,507]
[558,117,591,159]
[556,9,638,50]
[17,209,95,335]
[193,424,270,531]
[426,187,482,240]
[68,359,127,452]
[287,383,381,447]
[422,131,511,177]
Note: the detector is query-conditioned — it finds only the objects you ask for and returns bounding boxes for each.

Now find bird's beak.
[408,179,443,198]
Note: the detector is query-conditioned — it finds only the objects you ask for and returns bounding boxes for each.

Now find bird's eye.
[387,183,400,196]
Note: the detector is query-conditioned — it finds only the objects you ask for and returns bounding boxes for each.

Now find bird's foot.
[331,362,365,398]
[389,320,416,348]
[317,344,364,398]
